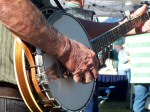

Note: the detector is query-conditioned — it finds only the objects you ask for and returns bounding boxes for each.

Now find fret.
[94,42,99,53]
[98,38,103,50]
[111,29,116,40]
[131,19,135,29]
[102,35,107,50]
[96,39,101,52]
[97,35,107,52]
[127,20,132,32]
[100,36,104,47]
[137,16,140,24]
[114,28,119,37]
[121,23,126,35]
[106,31,109,42]
[97,36,104,52]
[138,17,141,24]
[116,26,121,37]
[124,22,129,35]
[139,16,142,23]
[90,12,149,54]
[100,36,105,50]
[111,30,116,43]
[119,24,125,36]
[93,37,103,53]
[111,29,115,37]
[140,15,144,22]
[111,29,115,43]
[141,15,144,21]
[134,17,138,25]
[106,32,110,46]
[112,29,118,42]
[92,40,99,52]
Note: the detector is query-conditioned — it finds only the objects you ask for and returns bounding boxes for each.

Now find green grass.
[99,88,132,112]
[99,100,131,112]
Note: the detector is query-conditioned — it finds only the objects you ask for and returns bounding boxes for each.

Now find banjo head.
[41,11,96,111]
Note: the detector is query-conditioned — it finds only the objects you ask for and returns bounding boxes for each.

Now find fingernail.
[86,80,92,83]
[74,77,82,83]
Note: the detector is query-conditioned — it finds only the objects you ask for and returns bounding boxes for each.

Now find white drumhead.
[44,11,95,111]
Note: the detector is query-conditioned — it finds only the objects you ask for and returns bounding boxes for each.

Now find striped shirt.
[0,24,16,84]
[126,33,150,83]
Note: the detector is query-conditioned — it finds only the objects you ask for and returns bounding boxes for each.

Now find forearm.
[0,0,67,56]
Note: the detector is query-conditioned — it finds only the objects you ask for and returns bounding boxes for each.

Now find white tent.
[84,0,147,17]
[51,0,149,17]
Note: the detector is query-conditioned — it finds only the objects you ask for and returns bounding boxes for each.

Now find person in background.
[117,40,131,102]
[112,37,125,71]
[125,33,150,112]
[1,1,150,111]
[118,39,131,81]
[65,0,95,21]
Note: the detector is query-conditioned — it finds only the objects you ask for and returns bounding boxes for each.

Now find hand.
[119,4,150,35]
[57,39,99,83]
[132,4,150,33]
[126,4,150,34]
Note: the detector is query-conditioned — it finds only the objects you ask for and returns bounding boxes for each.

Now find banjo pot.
[14,8,96,112]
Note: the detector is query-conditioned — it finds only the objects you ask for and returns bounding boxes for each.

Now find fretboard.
[90,12,150,54]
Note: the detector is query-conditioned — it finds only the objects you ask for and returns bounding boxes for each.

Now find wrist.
[45,27,71,58]
[57,37,71,58]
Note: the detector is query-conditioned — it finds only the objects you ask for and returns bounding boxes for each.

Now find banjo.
[13,7,149,112]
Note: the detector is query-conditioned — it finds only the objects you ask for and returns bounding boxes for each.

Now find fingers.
[83,67,99,83]
[72,50,99,83]
[73,75,82,83]
[73,67,99,83]
[61,40,99,83]
[83,71,94,83]
[73,71,93,83]
[91,67,99,78]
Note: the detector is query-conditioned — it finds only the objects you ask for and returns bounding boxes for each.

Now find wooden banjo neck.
[89,12,150,54]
